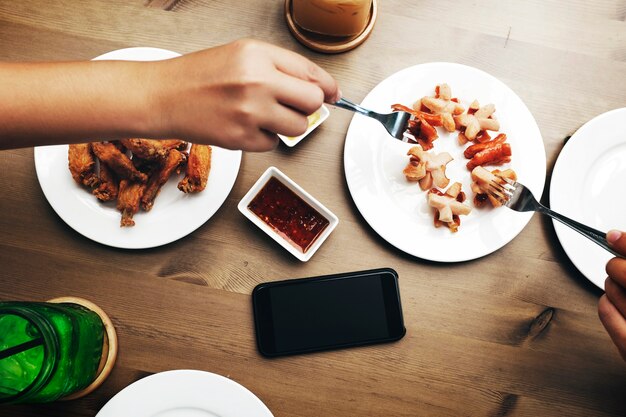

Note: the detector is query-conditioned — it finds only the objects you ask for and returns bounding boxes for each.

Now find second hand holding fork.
[486,176,622,258]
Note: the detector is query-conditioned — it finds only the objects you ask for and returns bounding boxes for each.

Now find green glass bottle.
[0,302,104,404]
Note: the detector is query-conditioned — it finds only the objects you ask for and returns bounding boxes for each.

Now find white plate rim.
[34,47,242,249]
[95,369,274,417]
[549,107,626,290]
[343,62,546,262]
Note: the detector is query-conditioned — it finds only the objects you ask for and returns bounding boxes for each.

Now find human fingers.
[605,277,626,319]
[606,256,626,288]
[260,102,309,138]
[606,230,626,288]
[266,43,341,103]
[243,129,280,152]
[607,230,626,256]
[598,294,626,361]
[273,72,325,116]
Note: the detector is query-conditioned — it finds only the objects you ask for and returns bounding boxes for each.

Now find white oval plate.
[343,62,546,262]
[550,108,626,290]
[34,48,242,249]
[96,370,274,417]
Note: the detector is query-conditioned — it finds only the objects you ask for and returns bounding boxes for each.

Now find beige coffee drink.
[292,0,372,37]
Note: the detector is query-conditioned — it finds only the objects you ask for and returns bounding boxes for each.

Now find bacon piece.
[466,143,512,171]
[407,117,439,150]
[391,103,443,126]
[464,134,507,159]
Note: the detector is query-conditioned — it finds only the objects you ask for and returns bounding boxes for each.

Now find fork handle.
[537,206,623,258]
[334,98,374,118]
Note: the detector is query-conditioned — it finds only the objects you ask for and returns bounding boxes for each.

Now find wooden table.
[1,0,625,415]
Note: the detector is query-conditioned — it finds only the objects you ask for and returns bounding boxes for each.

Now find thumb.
[607,230,626,256]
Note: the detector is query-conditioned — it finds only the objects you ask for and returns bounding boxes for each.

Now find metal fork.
[334,98,412,141]
[486,176,622,258]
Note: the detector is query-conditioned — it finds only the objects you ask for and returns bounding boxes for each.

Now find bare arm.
[0,60,152,150]
[0,39,340,152]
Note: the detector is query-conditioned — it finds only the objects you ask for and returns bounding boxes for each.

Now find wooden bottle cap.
[47,297,118,401]
[284,0,378,54]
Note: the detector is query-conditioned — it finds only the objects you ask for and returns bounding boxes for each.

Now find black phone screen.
[252,268,405,357]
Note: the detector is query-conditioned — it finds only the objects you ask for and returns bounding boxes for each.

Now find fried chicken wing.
[120,138,188,161]
[178,144,211,193]
[141,150,187,211]
[116,179,147,227]
[91,142,148,183]
[111,140,127,153]
[92,161,118,202]
[68,144,99,188]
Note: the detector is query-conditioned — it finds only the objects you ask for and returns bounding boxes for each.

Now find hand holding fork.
[485,175,623,258]
[334,98,412,141]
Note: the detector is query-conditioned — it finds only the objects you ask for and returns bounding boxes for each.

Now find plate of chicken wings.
[34,48,242,249]
[343,62,546,262]
[35,139,241,249]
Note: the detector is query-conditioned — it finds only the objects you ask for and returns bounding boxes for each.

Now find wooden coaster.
[47,297,118,401]
[284,0,378,54]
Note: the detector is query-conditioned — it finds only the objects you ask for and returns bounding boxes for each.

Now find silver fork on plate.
[485,175,622,258]
[334,98,412,141]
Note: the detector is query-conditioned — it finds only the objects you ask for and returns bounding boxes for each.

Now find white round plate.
[343,62,546,262]
[550,108,626,290]
[96,370,274,417]
[34,48,242,249]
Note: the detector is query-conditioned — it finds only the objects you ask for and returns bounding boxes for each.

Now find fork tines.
[485,175,514,204]
[495,174,516,186]
[402,131,417,144]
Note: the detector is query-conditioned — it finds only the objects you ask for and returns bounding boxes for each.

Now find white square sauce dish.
[238,166,339,261]
[278,105,330,147]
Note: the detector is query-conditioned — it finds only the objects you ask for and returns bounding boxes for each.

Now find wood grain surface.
[1,0,625,416]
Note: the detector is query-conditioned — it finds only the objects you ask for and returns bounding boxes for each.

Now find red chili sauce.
[248,177,330,253]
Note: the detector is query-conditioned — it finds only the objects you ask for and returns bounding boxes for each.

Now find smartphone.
[252,268,405,357]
